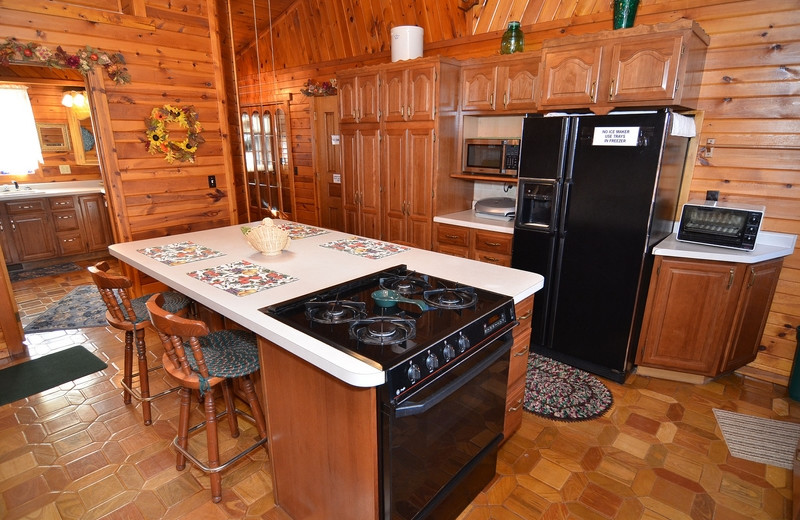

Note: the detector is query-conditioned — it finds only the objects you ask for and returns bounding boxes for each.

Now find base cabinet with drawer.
[435,223,512,267]
[504,295,533,441]
[636,256,783,378]
[1,193,112,266]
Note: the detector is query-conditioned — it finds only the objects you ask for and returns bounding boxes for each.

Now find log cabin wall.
[0,0,238,247]
[234,0,800,384]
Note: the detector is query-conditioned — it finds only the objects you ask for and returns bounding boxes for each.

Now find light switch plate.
[59,165,71,174]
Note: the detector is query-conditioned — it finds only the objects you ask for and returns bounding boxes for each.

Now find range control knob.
[425,352,439,372]
[457,333,470,353]
[442,342,456,362]
[407,363,421,384]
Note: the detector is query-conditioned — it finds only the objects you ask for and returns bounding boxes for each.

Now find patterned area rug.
[24,285,108,333]
[524,353,613,421]
[713,408,800,469]
[8,262,82,283]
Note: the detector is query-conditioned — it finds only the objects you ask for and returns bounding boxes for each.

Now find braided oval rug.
[523,353,613,422]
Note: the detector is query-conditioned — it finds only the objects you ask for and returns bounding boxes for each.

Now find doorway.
[312,96,344,231]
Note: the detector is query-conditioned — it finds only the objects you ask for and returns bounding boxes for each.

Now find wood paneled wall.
[0,0,237,246]
[236,0,800,383]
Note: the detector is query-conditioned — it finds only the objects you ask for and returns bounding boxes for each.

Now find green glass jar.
[500,21,524,54]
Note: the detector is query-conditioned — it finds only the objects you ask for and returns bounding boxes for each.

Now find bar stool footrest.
[173,408,268,474]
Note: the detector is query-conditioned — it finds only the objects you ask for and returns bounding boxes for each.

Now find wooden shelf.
[450,173,517,183]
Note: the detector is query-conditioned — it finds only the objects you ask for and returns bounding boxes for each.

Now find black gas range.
[263,264,518,520]
[261,264,517,397]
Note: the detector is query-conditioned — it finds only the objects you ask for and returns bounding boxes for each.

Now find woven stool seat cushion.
[185,329,260,379]
[127,291,191,324]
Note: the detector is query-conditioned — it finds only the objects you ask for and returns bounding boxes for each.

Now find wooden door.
[539,44,603,108]
[382,126,408,244]
[500,59,538,112]
[78,194,112,252]
[312,96,343,231]
[0,204,19,264]
[608,34,684,104]
[357,72,381,124]
[721,259,783,373]
[340,126,360,235]
[405,126,434,250]
[460,63,497,111]
[382,68,407,123]
[358,127,382,239]
[407,65,436,121]
[637,257,743,375]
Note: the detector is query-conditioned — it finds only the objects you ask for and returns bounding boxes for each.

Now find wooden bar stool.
[88,261,191,426]
[145,293,269,503]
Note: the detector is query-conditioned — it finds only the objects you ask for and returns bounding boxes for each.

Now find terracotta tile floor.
[1,260,799,519]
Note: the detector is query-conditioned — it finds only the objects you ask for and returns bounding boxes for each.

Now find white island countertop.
[0,180,104,198]
[109,222,544,388]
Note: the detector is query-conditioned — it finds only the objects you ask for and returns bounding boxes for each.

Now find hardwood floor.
[0,261,798,519]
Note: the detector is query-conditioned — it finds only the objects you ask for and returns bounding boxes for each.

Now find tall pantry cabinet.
[336,57,472,250]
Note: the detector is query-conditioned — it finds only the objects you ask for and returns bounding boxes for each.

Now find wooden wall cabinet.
[434,223,512,267]
[460,53,539,113]
[337,70,380,124]
[538,19,709,113]
[337,57,472,250]
[50,196,85,256]
[504,295,533,441]
[636,256,783,378]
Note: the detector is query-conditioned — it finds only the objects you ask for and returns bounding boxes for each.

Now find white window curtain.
[0,84,43,175]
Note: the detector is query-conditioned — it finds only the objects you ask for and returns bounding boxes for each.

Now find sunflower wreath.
[144,104,204,163]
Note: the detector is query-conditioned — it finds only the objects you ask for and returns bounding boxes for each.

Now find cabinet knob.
[727,268,735,290]
[590,81,597,102]
[445,234,460,239]
[514,346,529,357]
[608,79,615,101]
[484,241,501,247]
[518,310,532,320]
[508,399,523,412]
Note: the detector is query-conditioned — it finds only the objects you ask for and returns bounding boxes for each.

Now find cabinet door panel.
[340,127,360,235]
[11,212,57,261]
[539,45,603,107]
[722,259,783,372]
[407,66,435,121]
[501,61,537,111]
[338,76,357,123]
[406,127,434,250]
[461,64,497,111]
[382,127,408,244]
[382,69,406,123]
[79,194,112,252]
[638,258,742,375]
[609,35,683,103]
[358,128,382,239]
[358,73,381,123]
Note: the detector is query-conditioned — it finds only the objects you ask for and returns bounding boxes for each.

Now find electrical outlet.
[59,165,71,174]
[208,175,216,188]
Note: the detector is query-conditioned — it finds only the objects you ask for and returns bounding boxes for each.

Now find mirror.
[66,106,98,165]
[36,123,71,151]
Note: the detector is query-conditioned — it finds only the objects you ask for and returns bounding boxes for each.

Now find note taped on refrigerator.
[593,127,639,146]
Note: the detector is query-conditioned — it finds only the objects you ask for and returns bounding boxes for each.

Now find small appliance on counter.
[474,197,516,220]
[676,200,765,251]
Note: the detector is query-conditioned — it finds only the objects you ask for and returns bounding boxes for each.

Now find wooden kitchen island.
[109,221,544,520]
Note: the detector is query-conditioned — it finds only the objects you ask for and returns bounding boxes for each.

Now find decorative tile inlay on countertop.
[187,260,298,297]
[137,241,225,266]
[277,222,329,239]
[320,237,409,260]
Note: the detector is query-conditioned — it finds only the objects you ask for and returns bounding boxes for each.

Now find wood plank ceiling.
[229,0,295,54]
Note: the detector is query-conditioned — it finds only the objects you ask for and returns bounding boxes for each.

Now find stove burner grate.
[350,317,416,346]
[305,300,367,324]
[423,287,478,310]
[379,273,431,296]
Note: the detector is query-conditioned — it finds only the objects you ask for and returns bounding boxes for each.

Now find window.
[0,84,43,175]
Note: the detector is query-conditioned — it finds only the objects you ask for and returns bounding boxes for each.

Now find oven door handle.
[394,339,512,418]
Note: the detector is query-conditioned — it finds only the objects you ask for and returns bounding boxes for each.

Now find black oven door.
[381,332,512,520]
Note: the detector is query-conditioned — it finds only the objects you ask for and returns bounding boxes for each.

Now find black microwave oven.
[677,200,765,251]
[462,138,520,177]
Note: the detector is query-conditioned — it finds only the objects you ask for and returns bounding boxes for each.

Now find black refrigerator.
[511,110,689,383]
